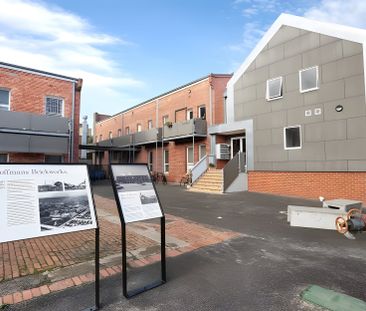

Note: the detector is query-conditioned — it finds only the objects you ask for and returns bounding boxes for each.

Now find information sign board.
[0,164,97,243]
[110,164,163,223]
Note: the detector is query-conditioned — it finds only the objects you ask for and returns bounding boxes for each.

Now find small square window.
[45,96,63,116]
[299,66,319,93]
[284,126,302,150]
[266,77,283,101]
[0,89,10,111]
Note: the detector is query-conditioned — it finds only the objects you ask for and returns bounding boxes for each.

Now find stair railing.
[223,152,246,192]
[191,155,208,184]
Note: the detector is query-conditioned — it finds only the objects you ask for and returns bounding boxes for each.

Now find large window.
[299,66,319,93]
[45,96,63,116]
[266,77,283,101]
[164,150,169,173]
[284,126,302,150]
[0,89,10,111]
[45,155,63,163]
[198,106,206,120]
[0,154,8,163]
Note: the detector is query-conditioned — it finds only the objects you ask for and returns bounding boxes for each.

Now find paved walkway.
[0,186,239,305]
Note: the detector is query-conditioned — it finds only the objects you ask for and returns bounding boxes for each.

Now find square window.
[284,126,302,150]
[45,96,63,116]
[299,66,319,93]
[0,89,10,111]
[266,77,283,101]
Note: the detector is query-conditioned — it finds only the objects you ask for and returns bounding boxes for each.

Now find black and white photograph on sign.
[111,165,163,223]
[0,164,97,244]
[39,193,92,231]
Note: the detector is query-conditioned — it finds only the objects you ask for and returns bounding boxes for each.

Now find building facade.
[0,62,82,163]
[210,14,366,202]
[93,74,231,182]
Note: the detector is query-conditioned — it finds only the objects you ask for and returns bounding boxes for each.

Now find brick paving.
[0,193,239,306]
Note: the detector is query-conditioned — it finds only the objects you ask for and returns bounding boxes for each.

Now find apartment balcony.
[0,110,69,154]
[163,118,207,141]
[98,134,133,148]
[134,128,162,146]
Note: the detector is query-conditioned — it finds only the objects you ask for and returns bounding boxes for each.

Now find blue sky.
[0,0,365,125]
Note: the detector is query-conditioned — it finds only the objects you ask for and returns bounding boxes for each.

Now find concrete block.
[242,99,271,117]
[256,82,266,99]
[303,79,345,106]
[305,123,323,142]
[271,90,304,112]
[270,55,302,77]
[284,32,320,58]
[287,104,324,125]
[347,116,366,139]
[272,161,306,171]
[324,96,366,121]
[242,66,269,88]
[256,111,287,130]
[284,72,299,92]
[302,41,343,68]
[254,161,273,170]
[288,205,346,230]
[342,40,363,57]
[256,44,284,68]
[288,142,325,161]
[254,129,271,146]
[306,161,347,171]
[323,199,362,212]
[323,120,347,141]
[348,160,366,171]
[247,60,256,72]
[268,25,301,48]
[325,138,366,160]
[271,128,283,145]
[256,144,288,162]
[322,54,364,82]
[320,34,338,45]
[345,75,365,98]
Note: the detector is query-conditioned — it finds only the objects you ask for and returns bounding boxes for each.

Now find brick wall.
[0,66,81,162]
[248,171,366,204]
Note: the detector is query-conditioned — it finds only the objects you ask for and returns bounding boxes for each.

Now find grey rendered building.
[209,14,366,202]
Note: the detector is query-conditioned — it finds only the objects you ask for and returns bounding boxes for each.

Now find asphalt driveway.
[8,183,366,310]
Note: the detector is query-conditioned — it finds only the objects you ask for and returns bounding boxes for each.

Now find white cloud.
[304,0,366,28]
[0,0,142,121]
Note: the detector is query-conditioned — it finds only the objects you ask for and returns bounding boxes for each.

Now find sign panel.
[0,164,97,243]
[110,164,163,223]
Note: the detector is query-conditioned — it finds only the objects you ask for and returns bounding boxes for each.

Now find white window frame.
[299,66,319,93]
[283,125,302,150]
[148,120,153,129]
[0,88,10,111]
[198,105,206,119]
[0,153,9,163]
[125,127,130,135]
[118,129,122,136]
[163,149,169,173]
[163,115,169,125]
[266,76,283,101]
[45,96,64,117]
[187,109,193,120]
[137,124,142,132]
[109,131,113,139]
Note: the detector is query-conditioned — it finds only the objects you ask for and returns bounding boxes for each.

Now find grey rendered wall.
[233,26,366,171]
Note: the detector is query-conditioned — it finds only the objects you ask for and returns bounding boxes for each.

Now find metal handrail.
[191,155,208,184]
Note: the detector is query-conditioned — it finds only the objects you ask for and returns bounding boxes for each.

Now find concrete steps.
[189,169,223,193]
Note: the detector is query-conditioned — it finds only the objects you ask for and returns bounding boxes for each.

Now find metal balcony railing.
[163,118,207,141]
[134,128,162,145]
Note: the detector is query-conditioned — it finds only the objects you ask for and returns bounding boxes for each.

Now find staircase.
[189,168,223,193]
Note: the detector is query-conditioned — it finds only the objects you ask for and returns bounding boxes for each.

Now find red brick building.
[93,74,231,182]
[0,62,82,163]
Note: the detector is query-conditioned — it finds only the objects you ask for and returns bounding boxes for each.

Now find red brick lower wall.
[248,171,366,204]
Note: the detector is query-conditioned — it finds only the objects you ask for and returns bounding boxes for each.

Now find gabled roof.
[226,13,366,122]
[229,13,366,88]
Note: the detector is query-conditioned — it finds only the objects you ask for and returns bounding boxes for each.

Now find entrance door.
[187,146,194,172]
[231,137,246,158]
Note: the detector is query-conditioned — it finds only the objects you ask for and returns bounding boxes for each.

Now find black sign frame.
[0,163,100,310]
[109,163,166,298]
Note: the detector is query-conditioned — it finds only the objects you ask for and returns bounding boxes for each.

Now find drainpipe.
[70,81,76,163]
[156,99,159,172]
[209,77,214,166]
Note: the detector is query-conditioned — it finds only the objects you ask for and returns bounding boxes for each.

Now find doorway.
[231,136,246,158]
[187,146,194,172]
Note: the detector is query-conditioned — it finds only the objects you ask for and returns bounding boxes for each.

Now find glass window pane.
[0,154,8,163]
[46,97,63,116]
[187,147,193,163]
[45,155,63,163]
[199,106,206,119]
[301,67,317,91]
[199,145,206,159]
[267,78,282,99]
[0,90,9,109]
[285,127,301,148]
